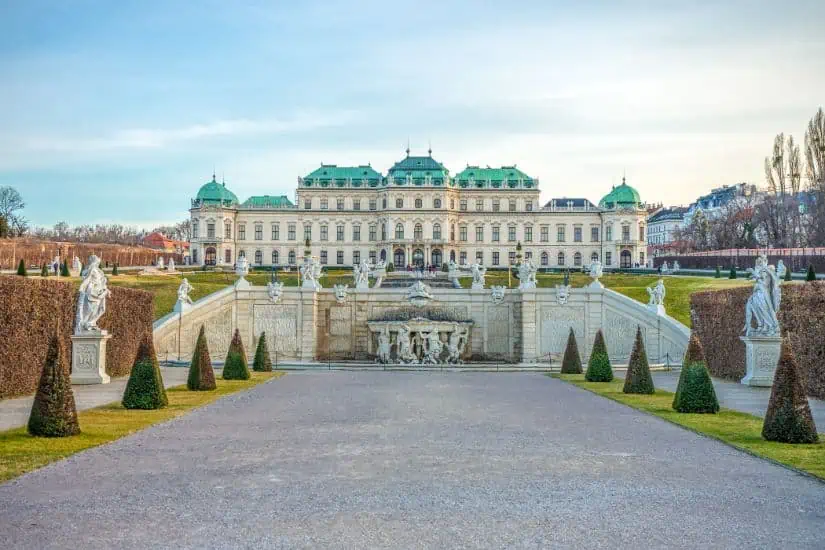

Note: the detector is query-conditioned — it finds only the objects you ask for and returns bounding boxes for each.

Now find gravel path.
[1,372,823,549]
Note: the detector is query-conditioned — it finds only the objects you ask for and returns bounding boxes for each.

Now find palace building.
[189,150,648,270]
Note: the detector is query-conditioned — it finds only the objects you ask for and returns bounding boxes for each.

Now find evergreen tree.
[729,266,737,279]
[222,328,251,380]
[112,263,119,276]
[762,339,818,443]
[623,326,655,394]
[560,328,582,374]
[806,265,816,282]
[672,334,719,413]
[714,266,721,278]
[60,261,70,277]
[253,332,273,372]
[784,265,792,282]
[40,264,49,277]
[16,258,26,276]
[122,333,168,409]
[585,329,613,382]
[187,325,217,391]
[28,333,81,437]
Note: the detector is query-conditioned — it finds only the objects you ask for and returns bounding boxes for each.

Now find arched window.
[557,251,565,266]
[272,250,279,265]
[574,252,582,266]
[433,198,442,209]
[591,252,599,263]
[450,250,456,262]
[431,249,442,267]
[255,250,263,265]
[415,198,422,209]
[432,223,441,240]
[381,223,387,240]
[541,252,548,266]
[288,250,296,264]
[238,250,246,258]
[414,223,423,240]
[395,223,404,239]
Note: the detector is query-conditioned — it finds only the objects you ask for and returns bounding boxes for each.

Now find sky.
[1,0,823,228]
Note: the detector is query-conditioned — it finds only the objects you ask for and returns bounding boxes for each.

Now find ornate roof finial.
[428,139,432,157]
[406,138,410,157]
[212,167,216,182]
[622,168,626,185]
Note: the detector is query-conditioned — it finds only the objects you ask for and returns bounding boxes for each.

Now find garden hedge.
[0,277,154,398]
[690,281,825,399]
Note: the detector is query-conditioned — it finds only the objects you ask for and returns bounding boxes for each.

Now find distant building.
[143,232,190,254]
[682,183,756,226]
[646,206,688,256]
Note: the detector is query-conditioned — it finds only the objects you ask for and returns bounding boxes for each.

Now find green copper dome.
[598,177,642,209]
[195,175,239,206]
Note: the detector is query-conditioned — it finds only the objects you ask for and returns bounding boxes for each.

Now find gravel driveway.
[1,372,823,549]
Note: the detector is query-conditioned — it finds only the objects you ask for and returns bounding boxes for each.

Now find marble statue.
[490,285,506,304]
[446,326,469,364]
[157,257,164,270]
[556,284,571,305]
[353,260,371,289]
[661,261,669,274]
[672,261,680,273]
[71,256,82,274]
[743,255,785,337]
[397,325,418,364]
[376,327,391,364]
[589,260,603,280]
[407,280,434,307]
[300,258,323,290]
[471,263,487,290]
[267,280,284,303]
[177,278,194,305]
[168,258,176,272]
[422,328,444,364]
[334,284,349,303]
[517,260,537,290]
[75,255,110,334]
[647,279,666,306]
[236,255,249,278]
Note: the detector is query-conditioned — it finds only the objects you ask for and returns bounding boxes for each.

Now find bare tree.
[0,186,27,237]
[804,107,825,244]
[763,133,803,247]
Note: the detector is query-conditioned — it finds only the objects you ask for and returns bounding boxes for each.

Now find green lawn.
[0,372,282,483]
[553,373,825,480]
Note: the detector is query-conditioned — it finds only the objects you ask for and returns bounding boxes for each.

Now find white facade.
[189,154,648,271]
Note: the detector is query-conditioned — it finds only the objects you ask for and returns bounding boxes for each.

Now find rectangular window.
[353,226,361,241]
[557,226,565,242]
[369,251,376,264]
[271,225,279,241]
[526,201,533,212]
[460,200,467,211]
[337,250,344,264]
[288,224,296,241]
[336,225,344,241]
[622,226,630,241]
[353,250,361,265]
[320,226,328,241]
[540,226,549,242]
[225,249,232,264]
[369,199,377,211]
[255,225,262,241]
[640,251,645,264]
[475,226,484,243]
[207,223,215,239]
[320,199,328,210]
[541,253,548,266]
[304,199,311,210]
[476,199,483,211]
[353,200,361,211]
[591,227,599,242]
[606,226,613,241]
[320,250,327,264]
[493,200,500,212]
[492,226,500,242]
[492,252,500,266]
[574,227,582,242]
[509,251,516,265]
[525,226,532,242]
[192,222,199,239]
[459,226,467,242]
[238,225,246,240]
[337,199,344,210]
[605,251,612,266]
[369,225,376,241]
[508,200,516,212]
[225,223,232,239]
[304,225,312,241]
[508,226,516,242]
[459,251,467,264]
[476,251,483,264]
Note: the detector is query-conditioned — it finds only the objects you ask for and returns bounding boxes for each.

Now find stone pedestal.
[740,335,781,387]
[71,331,112,385]
[648,304,666,316]
[173,299,192,314]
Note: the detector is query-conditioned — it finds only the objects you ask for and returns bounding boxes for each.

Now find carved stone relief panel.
[254,304,298,354]
[487,305,510,354]
[196,306,232,358]
[604,309,644,362]
[328,305,352,353]
[540,307,585,357]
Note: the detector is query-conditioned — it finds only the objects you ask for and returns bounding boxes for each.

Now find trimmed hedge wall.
[690,281,825,399]
[0,277,154,398]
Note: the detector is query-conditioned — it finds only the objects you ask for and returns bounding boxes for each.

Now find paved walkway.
[0,367,195,431]
[616,370,825,429]
[1,372,823,549]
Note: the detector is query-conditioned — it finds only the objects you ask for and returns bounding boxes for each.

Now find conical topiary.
[623,326,654,394]
[187,325,217,391]
[112,263,119,276]
[806,265,816,282]
[560,328,582,374]
[784,266,792,282]
[762,339,818,443]
[253,332,272,372]
[17,258,26,276]
[585,329,613,382]
[60,261,70,277]
[714,266,721,278]
[729,266,737,279]
[28,332,80,437]
[672,334,719,413]
[40,264,49,277]
[122,333,168,409]
[222,328,250,380]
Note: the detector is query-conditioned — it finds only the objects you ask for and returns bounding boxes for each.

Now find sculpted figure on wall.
[376,327,391,364]
[743,255,785,337]
[471,263,487,290]
[72,256,82,274]
[422,328,444,364]
[75,255,110,334]
[300,258,323,290]
[168,258,176,272]
[397,325,418,364]
[517,260,537,290]
[490,285,505,304]
[235,255,249,278]
[446,325,469,364]
[647,279,666,306]
[267,280,284,303]
[334,284,349,303]
[589,260,603,280]
[177,278,194,305]
[157,257,165,270]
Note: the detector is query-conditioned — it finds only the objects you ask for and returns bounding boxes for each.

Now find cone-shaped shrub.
[784,266,792,282]
[623,326,655,394]
[672,334,719,413]
[17,258,27,276]
[253,332,273,372]
[585,329,613,382]
[560,328,582,374]
[28,333,80,437]
[729,266,737,279]
[714,266,721,278]
[187,325,217,391]
[112,263,119,276]
[762,339,818,443]
[122,334,168,409]
[806,265,816,282]
[60,261,70,277]
[222,328,250,380]
[40,264,49,277]
[672,333,705,407]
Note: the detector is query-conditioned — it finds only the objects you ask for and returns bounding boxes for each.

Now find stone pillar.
[298,290,318,361]
[520,290,538,363]
[740,335,781,387]
[71,332,112,384]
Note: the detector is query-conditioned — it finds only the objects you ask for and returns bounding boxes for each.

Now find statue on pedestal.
[743,255,785,337]
[71,256,82,276]
[300,258,323,290]
[157,257,165,270]
[471,263,487,289]
[518,260,537,290]
[235,255,249,278]
[168,258,176,272]
[75,255,110,334]
[647,279,666,306]
[177,278,194,305]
